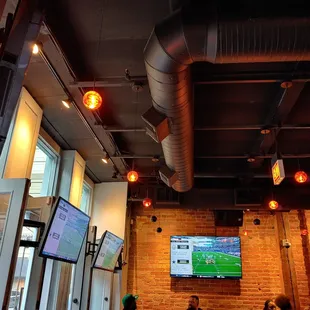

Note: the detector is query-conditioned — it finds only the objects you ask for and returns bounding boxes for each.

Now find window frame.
[35,136,60,197]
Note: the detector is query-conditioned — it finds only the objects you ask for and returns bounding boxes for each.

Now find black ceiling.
[21,0,310,189]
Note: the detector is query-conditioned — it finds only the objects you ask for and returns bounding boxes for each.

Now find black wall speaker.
[214,210,243,227]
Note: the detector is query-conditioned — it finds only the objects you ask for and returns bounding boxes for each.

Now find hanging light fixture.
[83,91,102,110]
[143,197,152,208]
[127,170,138,182]
[269,200,279,210]
[294,170,308,184]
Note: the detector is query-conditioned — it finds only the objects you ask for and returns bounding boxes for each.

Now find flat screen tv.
[39,197,90,264]
[92,231,123,272]
[170,236,242,279]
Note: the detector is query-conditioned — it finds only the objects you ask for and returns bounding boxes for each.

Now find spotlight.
[112,171,118,179]
[151,216,157,222]
[243,230,248,236]
[260,128,271,135]
[247,156,255,163]
[101,154,109,164]
[62,99,71,109]
[152,155,160,163]
[156,227,162,233]
[32,43,40,54]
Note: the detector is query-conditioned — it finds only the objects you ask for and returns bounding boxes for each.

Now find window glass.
[29,138,59,197]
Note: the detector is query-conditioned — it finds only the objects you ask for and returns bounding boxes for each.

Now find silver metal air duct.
[144,4,310,192]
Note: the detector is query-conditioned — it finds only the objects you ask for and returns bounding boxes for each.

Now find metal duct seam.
[144,5,310,192]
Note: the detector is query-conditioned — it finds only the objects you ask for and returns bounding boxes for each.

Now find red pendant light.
[127,170,138,183]
[294,170,308,184]
[143,198,152,208]
[269,200,279,210]
[83,91,102,110]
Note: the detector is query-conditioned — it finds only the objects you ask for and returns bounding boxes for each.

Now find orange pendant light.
[294,170,308,184]
[127,170,138,183]
[269,200,279,210]
[143,198,152,208]
[83,91,102,110]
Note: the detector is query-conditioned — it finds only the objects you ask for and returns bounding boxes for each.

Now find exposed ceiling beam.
[69,71,310,89]
[106,124,310,133]
[261,83,305,152]
[194,71,310,85]
[111,153,310,159]
[250,82,306,155]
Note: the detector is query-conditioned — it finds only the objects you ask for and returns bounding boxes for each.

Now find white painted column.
[90,182,128,310]
[45,150,86,310]
[0,87,43,179]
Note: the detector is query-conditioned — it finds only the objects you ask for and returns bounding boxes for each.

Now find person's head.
[188,295,199,310]
[122,294,138,310]
[275,294,292,310]
[264,299,276,310]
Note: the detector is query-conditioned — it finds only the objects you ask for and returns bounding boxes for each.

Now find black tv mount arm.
[86,241,98,257]
[19,219,46,248]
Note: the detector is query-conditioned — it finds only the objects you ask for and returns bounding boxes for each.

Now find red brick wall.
[127,206,288,310]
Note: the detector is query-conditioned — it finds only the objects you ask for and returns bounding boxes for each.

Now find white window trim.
[36,136,60,196]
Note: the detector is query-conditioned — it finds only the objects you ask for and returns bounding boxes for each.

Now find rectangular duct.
[234,188,262,206]
[156,187,180,205]
[159,166,178,187]
[141,106,170,143]
[214,210,244,227]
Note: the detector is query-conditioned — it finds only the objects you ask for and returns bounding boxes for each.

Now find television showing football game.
[170,236,242,279]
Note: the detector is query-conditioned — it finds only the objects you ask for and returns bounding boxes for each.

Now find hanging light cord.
[94,0,106,89]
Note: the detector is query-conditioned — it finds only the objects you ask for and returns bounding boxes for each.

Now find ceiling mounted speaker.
[141,107,170,143]
[159,166,178,188]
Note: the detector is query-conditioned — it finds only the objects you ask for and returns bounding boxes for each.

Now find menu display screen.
[39,197,90,263]
[93,231,123,272]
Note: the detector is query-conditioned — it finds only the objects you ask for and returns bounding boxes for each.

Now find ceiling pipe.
[144,3,310,192]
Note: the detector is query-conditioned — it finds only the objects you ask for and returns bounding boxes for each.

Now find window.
[9,136,59,309]
[29,137,59,197]
[79,182,92,215]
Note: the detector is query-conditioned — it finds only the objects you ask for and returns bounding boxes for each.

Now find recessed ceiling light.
[62,99,71,109]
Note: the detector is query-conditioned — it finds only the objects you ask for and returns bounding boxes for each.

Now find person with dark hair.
[122,294,138,310]
[188,295,202,310]
[275,294,293,310]
[263,299,276,310]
